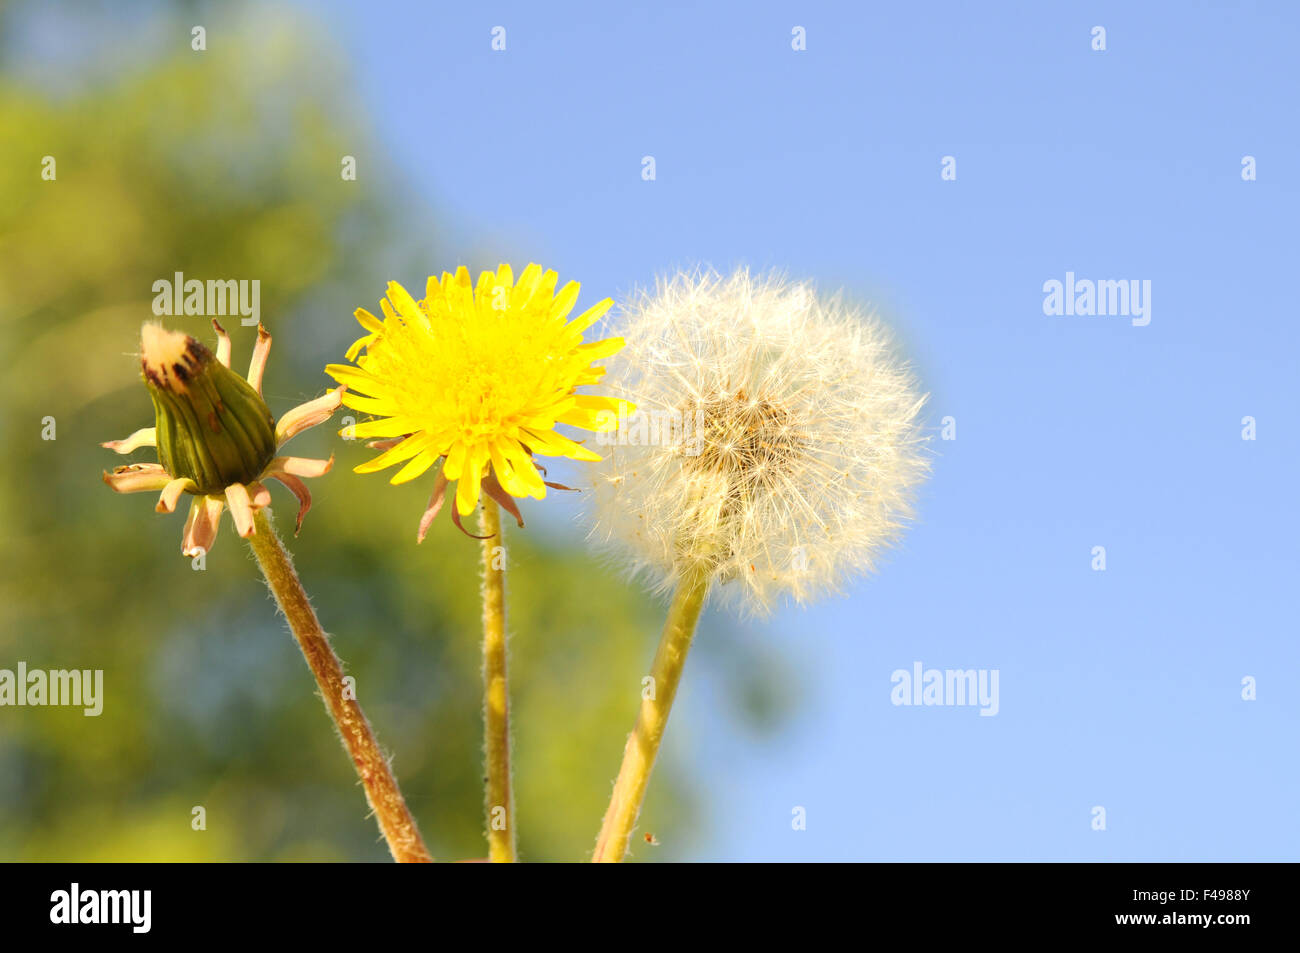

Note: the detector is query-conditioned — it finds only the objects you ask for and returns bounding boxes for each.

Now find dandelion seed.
[587,268,929,615]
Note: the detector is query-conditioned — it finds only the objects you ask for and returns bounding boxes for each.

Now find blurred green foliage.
[0,2,788,861]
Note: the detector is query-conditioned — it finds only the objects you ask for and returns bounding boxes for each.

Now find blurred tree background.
[0,0,790,860]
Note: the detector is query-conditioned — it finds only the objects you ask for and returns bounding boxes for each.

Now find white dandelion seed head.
[584,267,930,616]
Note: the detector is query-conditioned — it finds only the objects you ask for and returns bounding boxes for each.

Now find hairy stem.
[592,566,711,862]
[480,498,516,862]
[246,508,431,863]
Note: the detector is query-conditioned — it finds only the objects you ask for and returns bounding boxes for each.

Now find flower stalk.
[592,565,711,862]
[246,508,432,863]
[479,497,516,862]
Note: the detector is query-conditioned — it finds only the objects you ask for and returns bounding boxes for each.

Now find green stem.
[592,565,711,862]
[479,498,516,862]
[246,508,432,863]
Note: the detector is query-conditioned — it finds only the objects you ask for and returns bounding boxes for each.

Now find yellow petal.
[354,432,435,473]
[522,426,601,461]
[325,363,384,395]
[390,447,440,485]
[345,334,374,362]
[535,269,558,305]
[346,416,425,439]
[498,439,546,498]
[488,440,530,498]
[550,281,580,320]
[455,445,487,515]
[442,441,468,481]
[354,307,385,334]
[514,263,542,304]
[575,336,625,361]
[564,297,612,336]
[387,280,422,321]
[333,391,397,416]
[475,268,499,305]
[557,405,623,431]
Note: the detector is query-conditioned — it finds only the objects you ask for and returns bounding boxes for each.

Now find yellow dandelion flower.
[326,263,632,538]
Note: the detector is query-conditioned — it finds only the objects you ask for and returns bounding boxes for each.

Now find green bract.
[145,337,276,496]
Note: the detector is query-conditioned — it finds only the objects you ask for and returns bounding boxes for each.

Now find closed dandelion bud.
[141,324,276,495]
[104,321,343,554]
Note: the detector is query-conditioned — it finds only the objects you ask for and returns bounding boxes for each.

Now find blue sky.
[307,0,1300,860]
